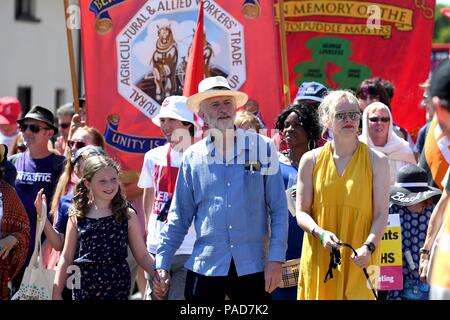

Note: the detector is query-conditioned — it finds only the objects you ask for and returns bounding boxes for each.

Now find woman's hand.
[68,114,86,140]
[319,230,340,253]
[0,236,18,259]
[419,254,430,283]
[34,188,46,220]
[351,245,371,269]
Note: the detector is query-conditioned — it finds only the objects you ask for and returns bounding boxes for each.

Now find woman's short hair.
[355,78,390,107]
[318,90,359,128]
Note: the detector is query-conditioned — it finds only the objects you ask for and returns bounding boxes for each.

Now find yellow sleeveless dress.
[297,142,381,300]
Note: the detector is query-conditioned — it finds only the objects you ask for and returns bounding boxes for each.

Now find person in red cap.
[0,97,22,155]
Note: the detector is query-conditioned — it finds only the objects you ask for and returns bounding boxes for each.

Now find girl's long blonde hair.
[69,155,129,223]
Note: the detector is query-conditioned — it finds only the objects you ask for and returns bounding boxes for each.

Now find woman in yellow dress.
[296,90,390,300]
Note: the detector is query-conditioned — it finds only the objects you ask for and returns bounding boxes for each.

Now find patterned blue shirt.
[156,129,288,276]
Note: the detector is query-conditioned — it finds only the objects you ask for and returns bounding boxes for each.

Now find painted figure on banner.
[203,35,214,77]
[187,31,215,78]
[152,25,179,102]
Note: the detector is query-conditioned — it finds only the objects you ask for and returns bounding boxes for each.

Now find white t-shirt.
[138,143,196,255]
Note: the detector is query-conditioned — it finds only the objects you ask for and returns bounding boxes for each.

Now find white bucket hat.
[152,95,198,131]
[186,76,248,112]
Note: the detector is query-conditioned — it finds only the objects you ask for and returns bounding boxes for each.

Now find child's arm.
[52,214,78,300]
[34,189,64,251]
[142,187,154,239]
[128,208,156,277]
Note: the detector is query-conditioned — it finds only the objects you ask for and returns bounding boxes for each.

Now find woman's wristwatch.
[363,241,376,254]
[419,247,431,256]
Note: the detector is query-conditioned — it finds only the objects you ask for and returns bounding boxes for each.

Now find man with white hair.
[155,76,288,301]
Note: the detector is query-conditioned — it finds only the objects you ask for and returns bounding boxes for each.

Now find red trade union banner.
[80,0,283,181]
[276,0,435,138]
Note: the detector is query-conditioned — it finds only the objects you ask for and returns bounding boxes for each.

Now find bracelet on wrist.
[310,226,316,237]
[319,231,326,245]
[419,248,430,256]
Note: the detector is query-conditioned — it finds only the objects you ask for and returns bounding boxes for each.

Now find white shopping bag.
[12,201,56,300]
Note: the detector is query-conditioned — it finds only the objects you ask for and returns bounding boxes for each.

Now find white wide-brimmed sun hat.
[152,95,199,132]
[186,76,248,112]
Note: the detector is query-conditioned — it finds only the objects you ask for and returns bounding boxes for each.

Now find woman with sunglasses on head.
[296,90,390,300]
[359,102,416,186]
[272,103,321,300]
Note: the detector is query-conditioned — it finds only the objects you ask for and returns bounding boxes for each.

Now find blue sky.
[437,0,450,5]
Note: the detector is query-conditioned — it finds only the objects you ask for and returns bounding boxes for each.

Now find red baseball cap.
[0,97,22,125]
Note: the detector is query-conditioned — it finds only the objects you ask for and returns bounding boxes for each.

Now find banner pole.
[64,0,80,114]
[277,0,291,107]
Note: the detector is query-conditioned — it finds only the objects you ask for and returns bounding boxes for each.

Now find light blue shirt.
[155,129,288,276]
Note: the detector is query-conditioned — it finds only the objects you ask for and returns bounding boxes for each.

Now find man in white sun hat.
[138,95,197,300]
[155,76,288,301]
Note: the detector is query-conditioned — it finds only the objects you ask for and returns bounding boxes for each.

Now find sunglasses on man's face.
[59,123,70,129]
[67,140,86,149]
[19,124,50,133]
[368,117,390,123]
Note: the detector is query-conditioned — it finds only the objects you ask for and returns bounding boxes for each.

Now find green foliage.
[434,4,450,43]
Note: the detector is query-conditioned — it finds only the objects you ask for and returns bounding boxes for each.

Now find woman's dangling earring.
[308,139,316,151]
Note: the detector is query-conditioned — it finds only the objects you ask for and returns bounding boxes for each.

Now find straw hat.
[186,76,248,112]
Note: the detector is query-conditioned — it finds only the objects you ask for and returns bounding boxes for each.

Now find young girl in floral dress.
[52,155,158,300]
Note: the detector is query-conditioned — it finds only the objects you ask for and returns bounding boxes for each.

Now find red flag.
[183,0,205,97]
[182,0,205,135]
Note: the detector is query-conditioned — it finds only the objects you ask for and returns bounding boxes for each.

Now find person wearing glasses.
[272,103,321,300]
[359,102,416,186]
[155,76,288,301]
[8,105,65,295]
[356,78,414,149]
[296,90,390,300]
[54,103,75,156]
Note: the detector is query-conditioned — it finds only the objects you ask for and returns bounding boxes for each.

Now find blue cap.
[294,82,328,104]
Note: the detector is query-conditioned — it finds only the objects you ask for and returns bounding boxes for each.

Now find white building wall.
[0,0,77,113]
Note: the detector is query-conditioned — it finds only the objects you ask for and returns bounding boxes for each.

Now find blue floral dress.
[387,203,433,300]
[72,215,130,300]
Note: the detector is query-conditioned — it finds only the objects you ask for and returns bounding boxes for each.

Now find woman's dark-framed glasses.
[68,140,86,149]
[19,124,50,133]
[335,111,361,121]
[368,117,390,123]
